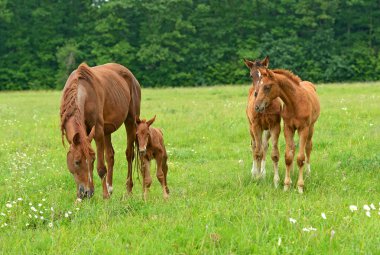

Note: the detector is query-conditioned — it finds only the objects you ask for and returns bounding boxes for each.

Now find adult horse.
[244,57,281,187]
[60,63,141,200]
[253,57,320,193]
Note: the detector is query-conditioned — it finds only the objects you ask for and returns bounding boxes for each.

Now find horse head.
[135,115,156,156]
[66,126,96,200]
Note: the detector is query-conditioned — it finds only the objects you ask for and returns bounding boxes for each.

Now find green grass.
[0,82,379,254]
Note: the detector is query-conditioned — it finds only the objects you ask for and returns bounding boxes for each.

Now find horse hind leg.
[270,125,280,188]
[296,127,309,194]
[124,118,136,195]
[105,134,115,196]
[156,155,169,199]
[305,126,314,176]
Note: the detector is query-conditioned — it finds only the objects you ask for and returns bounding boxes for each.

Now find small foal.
[136,116,169,200]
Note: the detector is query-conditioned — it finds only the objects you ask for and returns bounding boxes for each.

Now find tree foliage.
[0,0,379,90]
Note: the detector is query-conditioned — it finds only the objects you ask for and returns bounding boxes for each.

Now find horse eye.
[264,86,271,93]
[74,160,81,167]
[254,91,258,97]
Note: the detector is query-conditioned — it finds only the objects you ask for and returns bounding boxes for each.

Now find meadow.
[0,82,379,254]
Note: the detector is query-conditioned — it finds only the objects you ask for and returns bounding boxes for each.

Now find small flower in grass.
[349,205,358,212]
[42,198,46,202]
[1,212,5,216]
[75,208,80,211]
[50,207,54,212]
[277,237,282,246]
[330,229,336,240]
[28,214,32,218]
[366,211,371,217]
[40,216,44,220]
[302,226,317,232]
[5,203,12,208]
[370,203,376,210]
[65,213,69,218]
[31,206,37,212]
[39,211,43,214]
[34,215,38,219]
[29,202,32,206]
[25,223,29,227]
[17,198,23,201]
[321,212,327,220]
[38,203,42,207]
[68,211,72,215]
[289,218,297,224]
[48,222,53,228]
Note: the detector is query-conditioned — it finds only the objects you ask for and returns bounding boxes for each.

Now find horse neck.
[276,74,303,112]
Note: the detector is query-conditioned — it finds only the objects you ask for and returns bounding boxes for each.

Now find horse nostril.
[255,105,259,112]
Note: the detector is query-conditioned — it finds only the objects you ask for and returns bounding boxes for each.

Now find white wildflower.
[17,198,23,201]
[25,223,29,227]
[38,203,42,207]
[349,205,358,212]
[29,202,32,206]
[39,211,43,214]
[28,214,32,218]
[65,213,69,218]
[363,205,371,211]
[42,198,46,202]
[50,207,54,212]
[30,206,37,212]
[75,208,80,211]
[366,211,371,217]
[321,212,327,220]
[5,203,12,208]
[1,212,6,216]
[34,215,38,218]
[289,218,297,224]
[370,203,376,210]
[302,226,317,232]
[68,211,72,215]
[40,216,44,220]
[278,237,282,246]
[48,222,53,228]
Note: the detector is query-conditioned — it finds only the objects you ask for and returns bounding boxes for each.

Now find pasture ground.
[0,82,379,254]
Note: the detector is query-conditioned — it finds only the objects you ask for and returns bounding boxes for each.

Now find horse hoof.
[297,186,304,194]
[284,185,290,192]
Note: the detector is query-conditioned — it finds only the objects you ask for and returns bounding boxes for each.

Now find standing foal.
[253,58,320,193]
[136,116,169,200]
[244,57,282,187]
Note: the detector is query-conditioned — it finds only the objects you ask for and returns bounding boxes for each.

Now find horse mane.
[273,69,302,85]
[60,63,95,159]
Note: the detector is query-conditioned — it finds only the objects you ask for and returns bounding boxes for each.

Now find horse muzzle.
[78,184,94,199]
[255,102,266,113]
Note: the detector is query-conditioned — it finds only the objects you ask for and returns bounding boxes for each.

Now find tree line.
[0,0,379,90]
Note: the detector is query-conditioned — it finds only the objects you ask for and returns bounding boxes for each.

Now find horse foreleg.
[284,124,295,191]
[125,118,136,194]
[94,124,109,199]
[156,154,169,200]
[297,127,309,193]
[270,124,280,188]
[105,134,114,196]
[261,130,271,177]
[141,157,152,201]
[252,126,263,179]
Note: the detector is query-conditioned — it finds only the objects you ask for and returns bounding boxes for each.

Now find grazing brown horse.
[136,116,169,200]
[60,63,141,200]
[244,57,282,187]
[253,57,320,193]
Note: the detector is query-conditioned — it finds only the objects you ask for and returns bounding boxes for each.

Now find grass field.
[0,82,379,254]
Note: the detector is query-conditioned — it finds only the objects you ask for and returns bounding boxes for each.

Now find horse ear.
[243,59,254,69]
[72,132,81,145]
[147,115,156,126]
[87,126,95,142]
[262,56,270,68]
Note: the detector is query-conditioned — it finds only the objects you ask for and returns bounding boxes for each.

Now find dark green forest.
[0,0,379,90]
